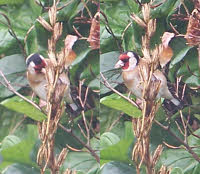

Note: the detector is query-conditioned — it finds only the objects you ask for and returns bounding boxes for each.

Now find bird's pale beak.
[114,60,124,68]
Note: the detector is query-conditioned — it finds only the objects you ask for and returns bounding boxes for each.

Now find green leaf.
[0,96,46,121]
[61,152,99,174]
[160,130,200,174]
[0,54,25,75]
[160,148,200,174]
[169,38,192,68]
[100,93,142,118]
[0,0,24,5]
[151,0,178,18]
[1,135,21,150]
[0,140,37,168]
[0,54,27,98]
[99,161,136,174]
[100,132,120,150]
[2,163,40,174]
[100,122,135,165]
[101,139,133,165]
[100,51,120,73]
[170,167,183,174]
[0,125,38,171]
[126,0,139,13]
[100,104,122,135]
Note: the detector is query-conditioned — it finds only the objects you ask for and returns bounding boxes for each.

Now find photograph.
[0,0,199,174]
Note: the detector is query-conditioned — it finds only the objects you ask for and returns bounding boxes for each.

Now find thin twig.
[0,12,26,58]
[155,119,200,163]
[10,115,27,134]
[58,124,100,163]
[100,72,139,108]
[100,11,124,53]
[0,70,42,111]
[0,70,100,163]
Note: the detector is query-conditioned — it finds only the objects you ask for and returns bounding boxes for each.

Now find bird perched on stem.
[114,51,182,108]
[26,53,83,115]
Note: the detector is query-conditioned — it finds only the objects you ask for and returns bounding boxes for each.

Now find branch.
[0,70,42,111]
[100,11,124,53]
[58,123,100,163]
[100,72,139,108]
[0,70,100,163]
[0,12,26,58]
[155,119,200,163]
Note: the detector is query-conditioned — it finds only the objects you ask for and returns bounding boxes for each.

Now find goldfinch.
[114,51,181,107]
[26,53,82,115]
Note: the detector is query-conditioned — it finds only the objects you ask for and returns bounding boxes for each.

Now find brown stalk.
[130,3,166,174]
[0,68,100,164]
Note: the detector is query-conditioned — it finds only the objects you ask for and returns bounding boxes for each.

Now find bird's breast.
[122,70,143,98]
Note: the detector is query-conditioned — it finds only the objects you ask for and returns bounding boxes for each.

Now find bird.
[114,51,181,107]
[26,53,83,115]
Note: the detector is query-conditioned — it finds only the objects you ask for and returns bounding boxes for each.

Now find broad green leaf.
[188,129,200,148]
[0,0,24,5]
[160,148,200,174]
[151,0,178,18]
[177,47,199,87]
[1,135,21,150]
[80,49,99,85]
[0,105,24,142]
[126,0,139,13]
[169,38,192,68]
[0,125,38,171]
[100,51,122,93]
[100,24,119,54]
[61,152,99,174]
[171,167,183,174]
[100,104,122,135]
[99,161,136,174]
[100,132,120,150]
[100,93,142,118]
[0,54,25,75]
[72,42,91,66]
[0,139,37,168]
[100,122,135,165]
[100,51,120,73]
[124,121,134,140]
[160,130,200,173]
[101,138,134,165]
[2,163,40,174]
[0,54,27,98]
[1,96,46,121]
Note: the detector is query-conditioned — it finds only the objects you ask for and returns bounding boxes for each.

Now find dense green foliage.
[100,0,200,173]
[0,0,99,173]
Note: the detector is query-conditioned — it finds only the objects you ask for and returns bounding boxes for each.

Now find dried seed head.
[185,9,200,46]
[130,13,146,28]
[48,39,57,64]
[37,16,53,32]
[49,3,57,26]
[56,148,68,168]
[54,22,63,41]
[147,19,156,38]
[142,3,150,23]
[87,12,100,49]
[152,145,163,166]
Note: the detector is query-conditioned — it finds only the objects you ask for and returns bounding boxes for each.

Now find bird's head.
[114,51,139,71]
[26,53,47,74]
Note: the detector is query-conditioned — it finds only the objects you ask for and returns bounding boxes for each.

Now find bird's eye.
[123,59,129,63]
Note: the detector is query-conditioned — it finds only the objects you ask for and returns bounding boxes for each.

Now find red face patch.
[34,60,46,73]
[119,54,130,70]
